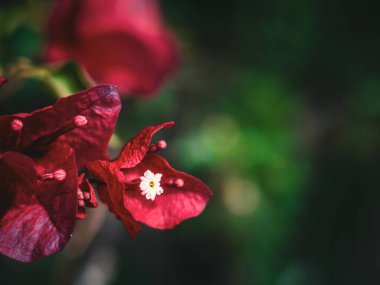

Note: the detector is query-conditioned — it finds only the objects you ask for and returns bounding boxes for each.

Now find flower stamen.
[149,140,167,153]
[7,119,23,148]
[39,169,66,181]
[24,116,87,152]
[74,115,88,127]
[11,119,23,132]
[162,178,184,188]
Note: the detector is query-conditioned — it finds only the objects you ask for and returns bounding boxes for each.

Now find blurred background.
[1,0,380,284]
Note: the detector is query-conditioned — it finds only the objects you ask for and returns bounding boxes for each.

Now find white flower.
[139,170,164,201]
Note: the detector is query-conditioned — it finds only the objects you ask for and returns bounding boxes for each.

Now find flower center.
[139,170,163,201]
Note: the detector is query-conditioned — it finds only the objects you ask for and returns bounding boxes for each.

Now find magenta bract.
[0,85,121,168]
[0,143,78,262]
[45,0,179,95]
[0,84,121,262]
[87,122,212,237]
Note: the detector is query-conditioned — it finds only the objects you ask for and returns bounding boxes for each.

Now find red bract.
[87,122,212,237]
[0,143,78,262]
[0,85,121,168]
[45,0,179,95]
[0,84,121,262]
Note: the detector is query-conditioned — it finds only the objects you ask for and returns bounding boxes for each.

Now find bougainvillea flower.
[87,122,212,237]
[0,143,78,262]
[45,0,179,95]
[0,84,120,262]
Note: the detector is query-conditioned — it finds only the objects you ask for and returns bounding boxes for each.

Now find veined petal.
[9,85,120,169]
[0,143,78,262]
[86,160,140,237]
[114,121,174,169]
[122,153,212,230]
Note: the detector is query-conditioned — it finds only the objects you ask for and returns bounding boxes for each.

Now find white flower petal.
[144,170,155,179]
[140,170,165,201]
[140,176,148,181]
[155,173,162,181]
[140,181,149,190]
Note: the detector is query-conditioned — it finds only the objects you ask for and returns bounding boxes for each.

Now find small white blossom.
[139,170,164,201]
